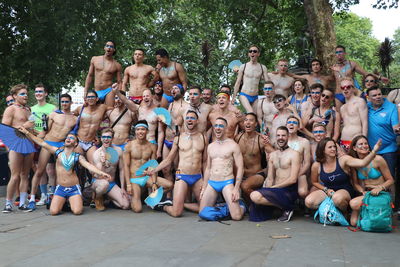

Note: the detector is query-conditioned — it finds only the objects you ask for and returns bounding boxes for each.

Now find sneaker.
[18,204,30,211]
[37,194,47,206]
[26,201,36,212]
[277,210,294,222]
[153,197,172,211]
[2,204,13,213]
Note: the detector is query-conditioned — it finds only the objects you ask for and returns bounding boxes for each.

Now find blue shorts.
[208,179,235,193]
[96,87,112,101]
[176,173,202,186]
[45,140,64,148]
[239,92,258,104]
[162,93,174,103]
[92,178,116,193]
[113,143,127,151]
[54,184,82,199]
[164,139,173,149]
[130,176,149,187]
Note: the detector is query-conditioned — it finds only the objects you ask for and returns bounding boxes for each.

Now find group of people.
[1,41,399,226]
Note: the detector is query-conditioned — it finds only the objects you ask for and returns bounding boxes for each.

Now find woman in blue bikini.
[348,135,394,226]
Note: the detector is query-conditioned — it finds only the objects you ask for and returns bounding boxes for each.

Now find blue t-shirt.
[367,98,399,154]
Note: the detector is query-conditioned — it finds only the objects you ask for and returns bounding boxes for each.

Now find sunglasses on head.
[273,98,284,104]
[105,44,114,49]
[6,100,14,105]
[101,135,112,139]
[248,50,258,53]
[263,87,273,91]
[313,130,325,134]
[61,100,70,104]
[340,85,353,90]
[214,124,225,129]
[18,93,27,97]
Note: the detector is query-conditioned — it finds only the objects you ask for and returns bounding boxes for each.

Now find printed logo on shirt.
[379,112,387,118]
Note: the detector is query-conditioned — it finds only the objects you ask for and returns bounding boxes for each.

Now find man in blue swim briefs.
[27,94,78,211]
[233,45,270,113]
[199,117,246,221]
[146,110,207,216]
[124,121,173,213]
[91,128,129,211]
[19,128,111,216]
[84,40,122,105]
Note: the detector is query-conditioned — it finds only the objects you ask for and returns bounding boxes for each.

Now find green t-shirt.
[31,103,56,132]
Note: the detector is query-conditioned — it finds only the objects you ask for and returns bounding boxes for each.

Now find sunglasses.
[321,93,331,99]
[214,124,225,129]
[263,87,273,91]
[273,98,284,104]
[86,95,97,99]
[35,90,44,94]
[248,50,258,53]
[335,51,344,54]
[287,121,298,125]
[18,93,28,97]
[185,116,197,120]
[105,44,115,49]
[340,85,353,90]
[61,101,70,104]
[365,79,375,83]
[310,91,321,95]
[66,136,76,140]
[6,100,14,105]
[101,136,112,139]
[313,130,325,134]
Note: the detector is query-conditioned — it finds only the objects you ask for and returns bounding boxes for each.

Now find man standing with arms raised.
[122,49,159,104]
[155,49,188,108]
[290,59,333,89]
[85,40,122,104]
[233,45,269,113]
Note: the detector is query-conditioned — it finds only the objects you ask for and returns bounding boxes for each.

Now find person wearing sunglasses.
[267,59,295,98]
[155,48,188,108]
[26,94,78,212]
[270,94,295,145]
[339,78,368,153]
[232,45,270,113]
[91,128,129,211]
[257,81,277,135]
[5,95,14,106]
[122,49,159,105]
[84,40,122,105]
[288,59,334,89]
[1,84,35,212]
[124,121,173,213]
[199,117,246,221]
[145,110,207,216]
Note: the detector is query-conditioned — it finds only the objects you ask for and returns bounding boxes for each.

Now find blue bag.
[314,196,349,226]
[357,191,392,232]
[199,204,230,221]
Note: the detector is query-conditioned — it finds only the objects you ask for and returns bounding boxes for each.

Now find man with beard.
[146,111,207,216]
[289,59,334,89]
[200,117,245,221]
[256,81,277,135]
[153,81,164,107]
[301,83,322,129]
[185,86,212,134]
[122,49,159,104]
[84,40,122,104]
[91,128,129,211]
[27,94,77,211]
[233,45,270,113]
[18,129,111,215]
[268,59,295,97]
[250,126,301,222]
[124,121,173,212]
[201,88,213,105]
[235,113,273,203]
[155,49,188,108]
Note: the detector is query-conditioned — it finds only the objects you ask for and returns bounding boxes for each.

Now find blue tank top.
[320,159,352,191]
[289,94,308,117]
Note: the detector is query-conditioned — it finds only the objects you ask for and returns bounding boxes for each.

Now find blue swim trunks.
[130,176,150,187]
[176,173,202,186]
[208,179,235,193]
[96,87,112,101]
[113,143,127,151]
[45,140,64,148]
[164,139,173,149]
[162,93,174,104]
[92,178,116,193]
[239,92,258,104]
[54,184,82,199]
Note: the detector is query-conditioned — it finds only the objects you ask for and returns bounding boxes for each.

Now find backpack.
[199,204,230,221]
[357,191,393,232]
[314,196,349,226]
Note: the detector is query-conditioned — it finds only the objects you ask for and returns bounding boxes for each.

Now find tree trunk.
[303,0,337,72]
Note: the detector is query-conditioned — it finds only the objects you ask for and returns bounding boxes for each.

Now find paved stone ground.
[0,202,399,267]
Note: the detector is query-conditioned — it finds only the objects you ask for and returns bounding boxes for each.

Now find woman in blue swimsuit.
[305,137,381,213]
[348,135,394,226]
[288,79,308,117]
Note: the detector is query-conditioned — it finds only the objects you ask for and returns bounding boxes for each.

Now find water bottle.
[42,114,48,131]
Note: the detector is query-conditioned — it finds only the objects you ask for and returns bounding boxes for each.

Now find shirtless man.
[331,45,388,108]
[152,81,164,107]
[286,116,311,198]
[124,121,173,212]
[91,128,129,211]
[185,86,212,133]
[201,88,213,105]
[122,49,159,104]
[208,93,242,140]
[290,59,333,89]
[268,59,295,97]
[250,126,301,222]
[199,117,245,221]
[256,81,277,135]
[74,90,113,163]
[339,78,368,152]
[301,83,322,128]
[27,94,77,211]
[84,40,122,104]
[146,111,207,216]
[5,95,14,106]
[19,129,110,215]
[235,113,273,203]
[270,94,294,145]
[155,48,188,108]
[233,45,269,113]
[2,84,35,212]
